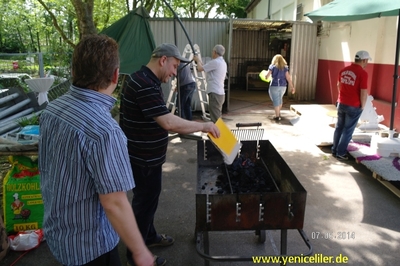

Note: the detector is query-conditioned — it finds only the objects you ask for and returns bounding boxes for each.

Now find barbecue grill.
[195,123,312,265]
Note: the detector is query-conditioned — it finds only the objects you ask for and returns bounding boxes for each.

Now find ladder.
[165,74,178,115]
[165,44,210,121]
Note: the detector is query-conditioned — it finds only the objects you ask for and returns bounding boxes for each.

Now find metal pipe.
[261,158,281,192]
[223,164,234,194]
[0,98,31,119]
[162,0,196,55]
[389,9,400,131]
[0,108,35,125]
[0,121,21,136]
[0,92,20,105]
[0,127,20,138]
[0,111,41,136]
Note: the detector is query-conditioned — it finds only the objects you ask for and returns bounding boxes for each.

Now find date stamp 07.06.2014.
[311,231,356,240]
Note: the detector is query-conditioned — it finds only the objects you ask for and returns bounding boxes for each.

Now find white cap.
[355,50,372,61]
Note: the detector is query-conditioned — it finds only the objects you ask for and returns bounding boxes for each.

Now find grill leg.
[280,229,288,254]
[204,231,210,266]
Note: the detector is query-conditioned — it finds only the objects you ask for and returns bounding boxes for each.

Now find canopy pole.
[389,11,400,131]
[162,0,196,56]
[162,0,195,119]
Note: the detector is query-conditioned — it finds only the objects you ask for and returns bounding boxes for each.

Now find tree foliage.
[213,0,249,18]
[0,0,250,74]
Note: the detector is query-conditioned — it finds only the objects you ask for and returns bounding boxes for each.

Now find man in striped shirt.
[120,43,220,266]
[39,35,154,266]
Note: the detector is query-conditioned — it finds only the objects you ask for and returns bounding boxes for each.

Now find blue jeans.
[126,164,162,261]
[268,86,286,107]
[178,82,196,120]
[332,103,363,156]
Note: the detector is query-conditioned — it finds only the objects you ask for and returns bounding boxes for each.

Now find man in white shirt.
[194,44,227,122]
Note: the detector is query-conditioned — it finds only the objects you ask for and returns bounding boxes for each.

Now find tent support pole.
[389,10,400,131]
[162,0,195,55]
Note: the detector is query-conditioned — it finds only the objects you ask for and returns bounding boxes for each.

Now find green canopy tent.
[305,0,400,132]
[101,7,156,75]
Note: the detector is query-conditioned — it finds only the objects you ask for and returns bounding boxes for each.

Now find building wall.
[148,18,230,111]
[247,0,269,19]
[291,22,319,101]
[315,16,400,130]
[248,0,318,22]
[149,18,229,59]
[270,0,298,20]
[251,0,400,130]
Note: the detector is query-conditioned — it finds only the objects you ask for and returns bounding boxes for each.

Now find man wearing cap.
[120,43,220,266]
[332,50,370,160]
[193,44,227,122]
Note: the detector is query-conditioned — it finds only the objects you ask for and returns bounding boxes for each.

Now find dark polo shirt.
[120,65,170,167]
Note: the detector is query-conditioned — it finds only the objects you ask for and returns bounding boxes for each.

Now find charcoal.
[217,155,275,194]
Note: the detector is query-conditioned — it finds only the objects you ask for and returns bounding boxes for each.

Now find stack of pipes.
[0,87,43,138]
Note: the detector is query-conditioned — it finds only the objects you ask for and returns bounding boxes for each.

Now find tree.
[212,0,250,18]
[165,0,215,18]
[37,0,92,48]
[1,0,251,54]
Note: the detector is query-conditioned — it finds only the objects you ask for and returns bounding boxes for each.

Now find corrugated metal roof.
[232,19,293,32]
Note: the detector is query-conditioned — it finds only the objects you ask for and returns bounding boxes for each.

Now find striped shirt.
[38,85,135,265]
[119,66,170,167]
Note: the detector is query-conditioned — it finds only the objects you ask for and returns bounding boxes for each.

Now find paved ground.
[2,90,400,266]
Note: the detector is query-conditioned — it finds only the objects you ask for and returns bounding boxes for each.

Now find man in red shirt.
[332,50,370,160]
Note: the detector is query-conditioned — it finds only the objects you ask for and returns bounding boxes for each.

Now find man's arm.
[154,112,220,138]
[99,192,154,266]
[193,55,205,72]
[360,89,368,109]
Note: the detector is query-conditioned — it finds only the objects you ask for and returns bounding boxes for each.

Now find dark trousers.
[126,164,162,260]
[178,82,196,120]
[65,245,120,266]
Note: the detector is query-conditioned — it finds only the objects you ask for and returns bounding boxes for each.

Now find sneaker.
[336,154,348,160]
[147,234,175,248]
[127,256,167,266]
[273,116,281,121]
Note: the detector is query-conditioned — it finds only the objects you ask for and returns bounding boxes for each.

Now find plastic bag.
[8,229,44,251]
[259,70,271,83]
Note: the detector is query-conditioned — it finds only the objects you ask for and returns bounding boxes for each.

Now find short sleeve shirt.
[119,66,170,167]
[203,56,227,95]
[268,65,289,87]
[338,63,368,108]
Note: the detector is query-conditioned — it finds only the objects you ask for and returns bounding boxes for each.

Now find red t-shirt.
[337,63,368,108]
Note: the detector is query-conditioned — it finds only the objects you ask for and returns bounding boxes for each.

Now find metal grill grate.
[231,122,264,141]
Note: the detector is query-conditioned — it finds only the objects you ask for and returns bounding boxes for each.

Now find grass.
[17,113,40,127]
